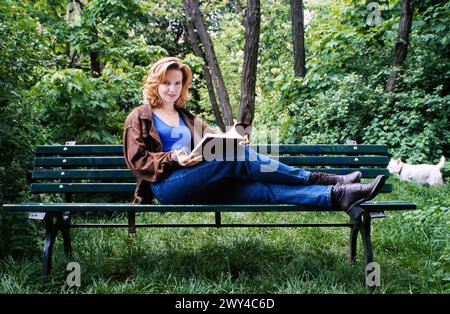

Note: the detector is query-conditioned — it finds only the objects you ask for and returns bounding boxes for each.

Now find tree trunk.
[66,1,84,69]
[238,0,261,125]
[386,0,415,92]
[235,0,242,13]
[90,48,103,78]
[290,0,306,77]
[72,0,103,77]
[184,0,234,126]
[183,7,226,131]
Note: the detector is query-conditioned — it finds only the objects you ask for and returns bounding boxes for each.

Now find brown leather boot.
[308,171,362,185]
[331,175,386,218]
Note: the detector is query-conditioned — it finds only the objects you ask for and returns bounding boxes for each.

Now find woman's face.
[158,69,183,107]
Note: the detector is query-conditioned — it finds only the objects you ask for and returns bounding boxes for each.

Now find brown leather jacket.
[123,101,211,204]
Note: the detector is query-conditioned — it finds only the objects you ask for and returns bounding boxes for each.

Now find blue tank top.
[152,112,192,154]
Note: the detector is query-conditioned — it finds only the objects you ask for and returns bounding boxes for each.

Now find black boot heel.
[347,204,364,220]
[346,175,387,219]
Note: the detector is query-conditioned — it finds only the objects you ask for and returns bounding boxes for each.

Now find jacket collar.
[139,100,153,120]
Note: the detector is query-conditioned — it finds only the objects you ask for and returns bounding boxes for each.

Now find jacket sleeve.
[123,113,176,182]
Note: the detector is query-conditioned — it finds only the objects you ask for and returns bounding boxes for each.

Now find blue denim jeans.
[151,146,333,208]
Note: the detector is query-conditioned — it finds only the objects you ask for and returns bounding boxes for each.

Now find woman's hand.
[239,133,250,146]
[171,148,203,167]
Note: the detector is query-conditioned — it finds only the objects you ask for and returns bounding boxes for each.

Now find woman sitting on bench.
[123,57,386,216]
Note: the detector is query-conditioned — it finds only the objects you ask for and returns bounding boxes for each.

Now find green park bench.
[1,143,416,285]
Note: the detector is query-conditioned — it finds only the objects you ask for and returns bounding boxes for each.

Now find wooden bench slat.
[34,157,125,167]
[31,183,136,193]
[279,156,389,166]
[36,145,122,155]
[29,183,393,193]
[35,144,389,156]
[32,169,135,179]
[303,168,390,177]
[32,168,390,180]
[255,144,389,155]
[1,201,416,213]
[34,156,389,167]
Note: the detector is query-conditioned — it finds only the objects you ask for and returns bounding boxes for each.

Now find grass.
[0,177,449,294]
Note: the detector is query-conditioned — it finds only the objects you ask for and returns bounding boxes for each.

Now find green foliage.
[30,68,135,144]
[0,0,51,258]
[0,0,186,258]
[0,99,40,258]
[0,0,52,104]
[253,0,449,164]
[0,102,41,259]
[364,86,449,163]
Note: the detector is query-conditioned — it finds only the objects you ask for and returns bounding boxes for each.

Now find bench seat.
[3,201,416,213]
[1,143,417,287]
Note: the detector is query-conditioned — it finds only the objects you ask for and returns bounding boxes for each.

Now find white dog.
[387,156,446,186]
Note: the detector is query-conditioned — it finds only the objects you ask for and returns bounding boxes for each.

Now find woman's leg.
[215,179,333,208]
[236,146,361,185]
[238,145,311,184]
[153,176,332,207]
[151,159,333,207]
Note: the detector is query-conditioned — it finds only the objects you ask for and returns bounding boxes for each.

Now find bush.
[0,100,41,259]
[253,0,449,165]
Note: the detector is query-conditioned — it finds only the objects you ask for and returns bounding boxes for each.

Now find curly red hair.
[143,57,192,109]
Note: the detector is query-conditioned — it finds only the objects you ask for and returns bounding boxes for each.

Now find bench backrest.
[32,144,391,202]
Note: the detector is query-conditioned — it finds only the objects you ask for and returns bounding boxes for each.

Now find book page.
[190,124,245,157]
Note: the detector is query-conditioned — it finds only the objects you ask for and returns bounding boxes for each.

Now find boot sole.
[347,175,387,218]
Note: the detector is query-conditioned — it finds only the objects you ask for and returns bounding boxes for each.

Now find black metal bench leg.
[359,213,377,291]
[41,212,72,283]
[359,213,373,267]
[61,213,72,258]
[350,210,374,266]
[350,211,376,289]
[349,226,359,263]
[42,214,58,282]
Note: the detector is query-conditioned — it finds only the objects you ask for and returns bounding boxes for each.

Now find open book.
[190,122,250,159]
